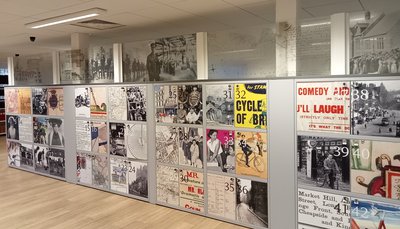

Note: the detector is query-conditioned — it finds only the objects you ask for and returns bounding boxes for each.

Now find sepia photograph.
[18,88,31,114]
[177,84,202,124]
[6,115,19,140]
[48,148,65,178]
[178,127,203,168]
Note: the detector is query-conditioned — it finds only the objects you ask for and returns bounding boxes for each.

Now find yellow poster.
[234,83,267,129]
[18,88,31,114]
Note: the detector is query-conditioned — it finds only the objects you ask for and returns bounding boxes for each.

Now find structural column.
[113,43,123,83]
[7,57,14,85]
[196,32,208,80]
[330,13,350,75]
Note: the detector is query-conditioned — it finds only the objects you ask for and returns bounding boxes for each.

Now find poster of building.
[18,88,31,114]
[297,136,351,192]
[47,118,65,147]
[7,141,20,167]
[20,143,33,170]
[6,115,19,140]
[178,127,203,168]
[235,131,267,179]
[352,81,400,137]
[179,169,204,212]
[128,160,148,198]
[32,88,48,115]
[236,179,268,227]
[5,88,18,114]
[155,85,178,123]
[34,145,50,174]
[351,140,400,199]
[177,84,202,124]
[298,188,350,229]
[110,157,128,194]
[88,45,114,83]
[297,82,351,133]
[18,116,32,142]
[126,124,147,160]
[127,86,146,121]
[92,155,109,189]
[91,121,107,154]
[108,87,127,121]
[207,174,236,220]
[109,122,126,157]
[76,120,91,152]
[77,152,92,185]
[234,83,267,129]
[90,87,107,119]
[48,148,65,178]
[206,129,235,173]
[47,88,64,116]
[351,199,400,229]
[205,84,234,126]
[75,87,90,118]
[156,125,179,165]
[157,165,179,206]
[33,117,47,144]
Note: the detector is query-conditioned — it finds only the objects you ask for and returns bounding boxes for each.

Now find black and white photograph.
[20,143,33,170]
[155,85,178,123]
[122,40,149,82]
[109,122,126,157]
[108,87,127,121]
[77,152,92,185]
[75,87,90,118]
[92,155,109,189]
[297,135,350,192]
[32,87,48,115]
[156,164,179,206]
[352,80,400,137]
[110,157,128,194]
[34,145,50,174]
[48,148,65,178]
[7,141,20,167]
[127,86,146,121]
[47,118,65,147]
[236,179,268,227]
[206,129,235,174]
[6,115,19,140]
[126,124,147,160]
[59,49,89,84]
[33,117,47,145]
[88,45,114,83]
[177,84,202,124]
[205,84,234,126]
[178,127,203,168]
[18,116,33,142]
[156,125,179,165]
[91,121,108,154]
[128,160,148,198]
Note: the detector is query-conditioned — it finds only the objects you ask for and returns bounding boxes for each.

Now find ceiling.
[0,0,399,63]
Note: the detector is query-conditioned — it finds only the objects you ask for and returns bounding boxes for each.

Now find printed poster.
[7,141,20,167]
[6,115,19,140]
[76,120,91,152]
[18,116,32,142]
[32,88,48,115]
[109,122,127,157]
[18,88,31,114]
[90,87,107,119]
[206,129,235,173]
[20,143,33,170]
[75,87,90,118]
[235,131,267,178]
[298,188,350,229]
[92,155,109,189]
[179,169,204,212]
[205,84,234,126]
[128,160,148,198]
[5,88,18,113]
[33,117,47,144]
[48,148,65,178]
[91,121,107,154]
[207,174,236,220]
[386,171,400,200]
[297,82,350,133]
[34,145,50,174]
[47,118,65,147]
[234,83,267,129]
[155,85,178,123]
[178,127,203,168]
[110,157,128,194]
[108,87,127,120]
[156,125,179,165]
[127,86,146,121]
[351,199,400,229]
[177,85,202,124]
[157,165,179,206]
[126,124,147,160]
[47,88,64,116]
[77,152,92,185]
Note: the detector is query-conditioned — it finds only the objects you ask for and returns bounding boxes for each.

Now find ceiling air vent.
[72,19,124,30]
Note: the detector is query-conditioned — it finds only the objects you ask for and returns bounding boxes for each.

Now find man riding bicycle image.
[323,153,339,189]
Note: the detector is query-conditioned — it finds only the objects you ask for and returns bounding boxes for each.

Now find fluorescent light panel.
[26,8,106,29]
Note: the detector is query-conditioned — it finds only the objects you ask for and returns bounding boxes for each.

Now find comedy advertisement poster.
[297,82,350,133]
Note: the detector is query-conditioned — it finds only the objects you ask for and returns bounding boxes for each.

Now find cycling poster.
[75,87,90,118]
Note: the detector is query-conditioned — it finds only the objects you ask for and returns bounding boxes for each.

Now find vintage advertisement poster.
[205,84,234,126]
[351,140,400,199]
[91,121,107,154]
[75,87,90,118]
[109,122,127,157]
[297,82,350,133]
[77,152,92,185]
[47,118,65,147]
[207,174,236,220]
[7,141,20,167]
[298,188,350,229]
[235,131,267,179]
[34,145,50,174]
[297,136,351,192]
[20,143,33,170]
[5,88,18,114]
[156,125,179,165]
[90,87,107,119]
[179,169,204,212]
[178,127,203,168]
[128,160,148,198]
[6,115,19,140]
[155,85,178,123]
[48,148,65,178]
[18,88,31,114]
[386,171,400,200]
[92,155,109,189]
[32,88,48,115]
[108,87,127,121]
[234,83,267,129]
[18,116,32,142]
[47,88,64,116]
[351,199,400,229]
[127,86,146,121]
[206,129,235,173]
[33,116,47,144]
[126,124,147,160]
[236,179,268,227]
[76,120,91,152]
[110,157,128,194]
[352,81,400,138]
[177,85,202,124]
[157,165,179,206]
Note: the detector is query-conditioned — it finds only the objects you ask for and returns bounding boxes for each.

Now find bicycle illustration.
[236,152,265,173]
[315,167,339,190]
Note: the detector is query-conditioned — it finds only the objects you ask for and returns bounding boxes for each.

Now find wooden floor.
[0,137,244,229]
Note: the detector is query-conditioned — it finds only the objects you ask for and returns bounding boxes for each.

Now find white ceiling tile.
[170,0,231,14]
[99,12,156,27]
[132,4,195,22]
[304,1,364,17]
